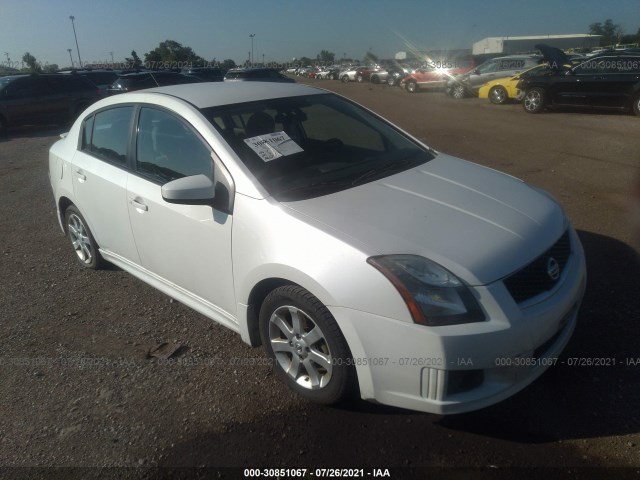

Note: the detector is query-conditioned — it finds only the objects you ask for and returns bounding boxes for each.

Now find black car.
[518,52,640,115]
[59,69,119,96]
[181,67,225,82]
[107,71,202,95]
[0,74,100,133]
[224,68,295,83]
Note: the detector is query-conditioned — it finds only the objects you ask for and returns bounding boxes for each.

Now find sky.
[1,0,639,69]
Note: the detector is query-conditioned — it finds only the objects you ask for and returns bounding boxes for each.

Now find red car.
[402,59,475,93]
[354,65,381,83]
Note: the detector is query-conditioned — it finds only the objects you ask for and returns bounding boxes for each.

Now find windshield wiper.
[351,156,421,186]
[274,180,351,200]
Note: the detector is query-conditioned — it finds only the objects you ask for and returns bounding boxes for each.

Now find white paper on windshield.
[243,132,303,162]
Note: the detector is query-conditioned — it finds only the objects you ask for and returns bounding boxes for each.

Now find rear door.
[71,105,141,264]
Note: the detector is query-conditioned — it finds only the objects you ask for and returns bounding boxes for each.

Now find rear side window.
[82,106,133,164]
[497,59,526,70]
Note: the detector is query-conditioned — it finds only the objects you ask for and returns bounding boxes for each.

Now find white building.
[472,34,601,55]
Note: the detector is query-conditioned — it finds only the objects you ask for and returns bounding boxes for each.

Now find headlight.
[367,255,486,327]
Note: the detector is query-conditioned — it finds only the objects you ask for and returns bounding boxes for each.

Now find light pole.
[4,52,9,67]
[249,34,255,67]
[262,53,265,66]
[110,51,114,65]
[69,15,82,67]
[67,48,74,68]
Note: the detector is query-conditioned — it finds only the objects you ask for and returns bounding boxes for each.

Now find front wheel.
[489,86,508,105]
[523,88,546,113]
[64,205,104,269]
[341,75,349,83]
[356,74,364,83]
[633,95,640,116]
[259,285,357,405]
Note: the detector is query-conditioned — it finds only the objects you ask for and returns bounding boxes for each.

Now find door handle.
[130,199,148,212]
[74,170,86,182]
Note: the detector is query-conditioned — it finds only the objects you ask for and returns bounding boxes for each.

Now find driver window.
[136,108,213,184]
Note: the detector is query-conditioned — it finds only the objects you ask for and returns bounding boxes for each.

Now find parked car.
[59,69,119,97]
[478,64,562,104]
[354,65,381,83]
[339,66,360,83]
[224,67,295,83]
[107,71,201,95]
[181,67,225,82]
[385,66,411,86]
[519,51,640,115]
[0,73,99,133]
[445,55,541,98]
[49,82,586,414]
[402,59,475,93]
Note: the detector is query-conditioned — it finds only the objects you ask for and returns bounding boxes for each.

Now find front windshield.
[201,94,434,201]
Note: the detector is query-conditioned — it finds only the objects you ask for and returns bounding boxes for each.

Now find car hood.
[281,154,566,286]
[535,44,569,70]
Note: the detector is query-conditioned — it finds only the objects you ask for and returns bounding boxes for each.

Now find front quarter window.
[135,107,213,184]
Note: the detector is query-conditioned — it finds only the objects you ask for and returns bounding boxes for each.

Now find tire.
[259,285,357,405]
[64,205,104,269]
[341,75,349,83]
[386,76,396,87]
[523,87,546,113]
[489,86,508,105]
[356,74,364,83]
[451,84,466,99]
[405,81,418,93]
[633,96,640,116]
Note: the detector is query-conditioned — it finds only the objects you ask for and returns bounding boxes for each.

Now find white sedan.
[49,82,586,414]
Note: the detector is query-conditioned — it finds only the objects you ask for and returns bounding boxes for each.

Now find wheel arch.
[58,196,75,233]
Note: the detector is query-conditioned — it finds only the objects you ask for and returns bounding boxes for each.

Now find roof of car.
[142,82,325,108]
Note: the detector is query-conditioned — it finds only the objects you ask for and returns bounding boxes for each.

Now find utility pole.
[69,16,82,67]
[249,34,255,67]
[67,48,74,68]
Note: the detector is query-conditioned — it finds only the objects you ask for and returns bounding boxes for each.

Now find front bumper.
[330,228,587,414]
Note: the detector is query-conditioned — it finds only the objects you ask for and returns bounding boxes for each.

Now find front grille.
[504,231,571,304]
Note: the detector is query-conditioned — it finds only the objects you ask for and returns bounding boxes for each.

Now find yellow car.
[478,64,552,105]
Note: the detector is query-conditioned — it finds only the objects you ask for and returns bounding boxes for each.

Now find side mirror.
[162,174,216,205]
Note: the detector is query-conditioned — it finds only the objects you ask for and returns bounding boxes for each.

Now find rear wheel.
[633,95,640,116]
[260,285,356,405]
[489,86,508,105]
[341,75,349,83]
[451,84,466,99]
[405,81,417,93]
[64,205,104,269]
[523,88,546,113]
[386,76,396,86]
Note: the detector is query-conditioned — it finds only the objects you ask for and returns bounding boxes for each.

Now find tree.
[589,19,623,46]
[317,50,335,64]
[43,63,59,73]
[298,56,313,66]
[125,50,142,68]
[144,40,204,68]
[363,51,379,64]
[22,52,41,72]
[220,59,236,70]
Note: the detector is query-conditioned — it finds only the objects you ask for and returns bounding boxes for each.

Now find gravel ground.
[1,79,639,478]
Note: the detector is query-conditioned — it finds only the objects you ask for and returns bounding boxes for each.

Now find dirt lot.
[1,78,639,478]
